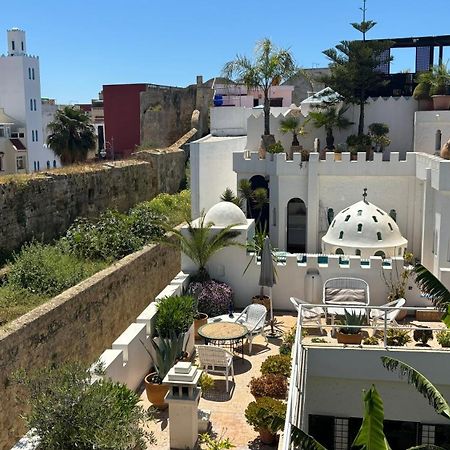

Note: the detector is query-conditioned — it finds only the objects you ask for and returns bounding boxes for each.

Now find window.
[11,40,15,51]
[32,68,35,80]
[0,153,4,171]
[355,249,361,256]
[16,156,25,170]
[30,99,33,110]
[335,248,344,255]
[372,216,378,223]
[357,209,362,216]
[33,99,37,111]
[28,68,31,79]
[53,160,57,168]
[339,231,344,239]
[37,161,40,171]
[376,208,385,215]
[345,214,351,222]
[35,130,38,141]
[46,161,50,169]
[388,223,393,231]
[377,232,382,240]
[331,220,336,228]
[308,415,334,449]
[31,130,35,141]
[33,161,37,171]
[21,41,24,51]
[357,223,363,232]
[374,250,385,258]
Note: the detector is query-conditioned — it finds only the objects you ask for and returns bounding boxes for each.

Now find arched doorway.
[249,175,269,232]
[287,198,307,253]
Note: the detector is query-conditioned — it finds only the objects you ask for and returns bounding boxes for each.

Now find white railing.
[281,303,445,449]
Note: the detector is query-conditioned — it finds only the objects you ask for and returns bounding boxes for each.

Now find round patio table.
[198,322,248,359]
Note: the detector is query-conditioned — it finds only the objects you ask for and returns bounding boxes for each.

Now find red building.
[103,83,147,158]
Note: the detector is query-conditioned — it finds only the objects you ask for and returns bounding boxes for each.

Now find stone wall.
[0,241,180,449]
[0,151,185,255]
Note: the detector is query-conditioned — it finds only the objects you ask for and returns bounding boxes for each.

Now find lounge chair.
[370,298,406,335]
[290,297,324,332]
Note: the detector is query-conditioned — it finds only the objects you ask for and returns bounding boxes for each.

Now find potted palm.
[368,122,391,160]
[429,63,450,110]
[413,72,433,111]
[279,117,306,160]
[336,309,365,344]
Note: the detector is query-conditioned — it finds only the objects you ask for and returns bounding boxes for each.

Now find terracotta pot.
[336,332,363,345]
[144,373,169,410]
[432,95,450,111]
[194,313,208,339]
[350,153,358,161]
[334,152,342,161]
[418,98,434,111]
[259,428,276,445]
[287,145,298,160]
[252,295,271,311]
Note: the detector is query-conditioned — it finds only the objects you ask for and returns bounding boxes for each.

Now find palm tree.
[252,187,269,228]
[414,263,450,327]
[279,116,303,146]
[238,179,254,218]
[220,187,242,208]
[47,106,96,164]
[308,106,353,150]
[164,214,243,282]
[222,38,297,143]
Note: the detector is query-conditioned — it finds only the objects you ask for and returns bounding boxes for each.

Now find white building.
[0,29,59,172]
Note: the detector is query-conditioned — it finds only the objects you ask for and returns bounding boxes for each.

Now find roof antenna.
[361,0,367,41]
[363,187,368,203]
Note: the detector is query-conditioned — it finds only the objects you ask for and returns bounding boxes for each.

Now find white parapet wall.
[414,110,450,154]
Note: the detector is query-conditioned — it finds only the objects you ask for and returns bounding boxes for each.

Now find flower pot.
[432,95,450,111]
[334,152,342,161]
[194,313,208,339]
[252,295,271,311]
[336,332,363,345]
[144,373,169,410]
[259,428,276,445]
[418,98,434,111]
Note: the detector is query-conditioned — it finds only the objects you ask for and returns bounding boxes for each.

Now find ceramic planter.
[194,313,208,339]
[258,428,276,445]
[432,95,450,111]
[144,373,169,410]
[336,331,363,345]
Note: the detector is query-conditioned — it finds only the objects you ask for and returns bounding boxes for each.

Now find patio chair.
[234,304,267,354]
[369,298,406,335]
[290,297,324,333]
[197,345,235,392]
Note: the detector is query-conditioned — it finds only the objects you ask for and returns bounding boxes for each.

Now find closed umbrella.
[259,236,278,335]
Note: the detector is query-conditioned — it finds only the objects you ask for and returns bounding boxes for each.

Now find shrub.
[384,328,411,347]
[155,295,195,338]
[200,433,234,450]
[279,327,303,356]
[363,336,379,345]
[436,330,450,348]
[244,397,286,433]
[260,355,291,378]
[198,373,215,393]
[143,190,191,227]
[268,141,284,154]
[8,242,105,297]
[128,205,165,243]
[413,327,433,346]
[189,280,233,317]
[249,374,288,399]
[311,337,328,343]
[13,362,155,449]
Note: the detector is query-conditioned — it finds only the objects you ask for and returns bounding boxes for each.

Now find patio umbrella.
[259,236,277,335]
[300,87,343,117]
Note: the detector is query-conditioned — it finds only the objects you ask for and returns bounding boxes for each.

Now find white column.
[307,153,320,253]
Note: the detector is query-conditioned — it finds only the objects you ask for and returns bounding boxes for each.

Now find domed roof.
[204,202,247,227]
[322,199,407,249]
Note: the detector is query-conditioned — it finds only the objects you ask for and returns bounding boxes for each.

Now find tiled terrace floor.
[141,312,447,449]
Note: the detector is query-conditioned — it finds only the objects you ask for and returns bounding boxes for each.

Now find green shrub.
[244,397,286,433]
[249,374,288,399]
[260,355,291,378]
[279,327,297,355]
[13,362,155,449]
[143,190,191,227]
[363,336,379,345]
[8,242,105,296]
[128,205,165,243]
[155,295,195,338]
[436,330,450,348]
[384,328,411,347]
[311,337,328,343]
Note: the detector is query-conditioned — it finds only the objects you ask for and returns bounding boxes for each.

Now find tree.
[308,106,353,150]
[163,214,243,282]
[223,38,297,139]
[220,187,243,208]
[47,106,96,164]
[13,362,155,449]
[321,19,392,136]
[279,116,306,147]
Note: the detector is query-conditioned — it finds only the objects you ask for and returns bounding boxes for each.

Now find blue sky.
[1,0,449,103]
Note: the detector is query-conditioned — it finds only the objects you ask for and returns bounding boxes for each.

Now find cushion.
[325,288,366,304]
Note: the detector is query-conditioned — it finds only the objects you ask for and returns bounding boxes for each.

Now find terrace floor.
[141,311,447,449]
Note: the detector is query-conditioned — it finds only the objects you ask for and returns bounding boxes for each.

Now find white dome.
[204,202,247,227]
[322,199,407,258]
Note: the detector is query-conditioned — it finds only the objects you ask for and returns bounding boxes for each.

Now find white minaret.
[0,29,59,172]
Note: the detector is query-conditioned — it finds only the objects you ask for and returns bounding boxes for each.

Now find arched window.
[339,231,344,239]
[287,198,307,253]
[357,210,362,216]
[46,161,50,169]
[53,160,57,168]
[377,232,382,240]
[345,215,351,222]
[372,216,378,223]
[331,220,336,228]
[357,223,363,232]
[374,250,385,258]
[376,209,385,215]
[355,249,361,256]
[335,248,344,255]
[388,223,393,231]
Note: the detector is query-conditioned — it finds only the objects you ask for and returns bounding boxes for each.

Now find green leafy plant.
[279,116,304,146]
[338,309,365,335]
[8,241,105,297]
[413,326,433,346]
[363,336,379,345]
[220,187,243,208]
[155,295,194,338]
[238,178,254,218]
[198,373,215,393]
[368,122,391,150]
[279,326,298,355]
[249,374,288,399]
[311,337,328,343]
[436,329,450,347]
[268,140,284,154]
[384,328,411,346]
[200,432,235,450]
[244,397,287,434]
[428,63,450,96]
[260,355,291,378]
[346,134,372,153]
[13,362,155,449]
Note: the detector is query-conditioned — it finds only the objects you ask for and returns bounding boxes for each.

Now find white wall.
[414,110,450,154]
[189,134,246,218]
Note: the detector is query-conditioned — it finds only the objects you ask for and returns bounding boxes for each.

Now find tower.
[0,29,59,172]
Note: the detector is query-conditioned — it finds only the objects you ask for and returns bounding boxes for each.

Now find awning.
[300,87,343,117]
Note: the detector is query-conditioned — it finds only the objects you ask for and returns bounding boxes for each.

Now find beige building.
[0,108,27,174]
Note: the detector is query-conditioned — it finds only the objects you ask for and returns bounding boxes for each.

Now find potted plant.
[249,374,288,399]
[346,134,372,160]
[436,330,450,348]
[190,279,234,319]
[193,297,209,339]
[244,397,286,444]
[413,326,433,346]
[334,143,345,161]
[260,354,291,378]
[198,372,215,397]
[384,328,411,347]
[413,72,433,111]
[279,117,306,160]
[368,123,391,160]
[336,309,365,345]
[429,63,450,110]
[267,140,284,161]
[144,331,185,409]
[363,336,379,346]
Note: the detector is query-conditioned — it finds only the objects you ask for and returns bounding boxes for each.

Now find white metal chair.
[197,345,235,392]
[234,304,268,354]
[370,298,406,335]
[290,297,324,333]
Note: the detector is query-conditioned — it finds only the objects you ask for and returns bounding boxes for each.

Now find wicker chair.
[197,345,234,392]
[234,304,267,354]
